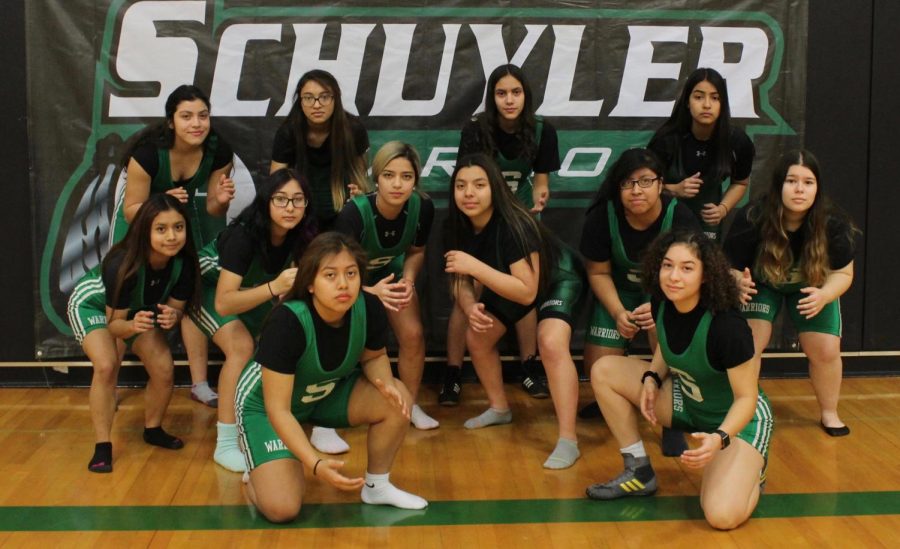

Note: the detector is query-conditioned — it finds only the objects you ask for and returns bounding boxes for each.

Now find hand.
[680,432,722,468]
[678,172,703,198]
[272,267,298,297]
[444,250,480,277]
[214,173,236,206]
[314,458,365,491]
[631,302,655,331]
[347,183,364,199]
[373,378,410,419]
[615,310,639,339]
[165,186,190,204]
[530,189,548,214]
[467,302,494,333]
[798,286,828,319]
[155,304,180,330]
[737,268,757,305]
[132,310,156,333]
[639,379,659,425]
[394,277,416,302]
[370,273,411,312]
[701,202,727,225]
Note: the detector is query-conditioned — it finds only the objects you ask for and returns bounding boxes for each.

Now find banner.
[29,0,807,357]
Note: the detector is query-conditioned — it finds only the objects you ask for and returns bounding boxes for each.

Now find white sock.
[621,440,647,459]
[464,407,512,429]
[410,404,439,430]
[191,382,218,406]
[310,426,350,454]
[543,438,580,470]
[361,471,428,510]
[214,422,247,472]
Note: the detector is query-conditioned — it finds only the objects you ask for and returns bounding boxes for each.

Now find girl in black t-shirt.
[648,68,754,239]
[444,154,554,429]
[270,69,370,230]
[80,195,200,473]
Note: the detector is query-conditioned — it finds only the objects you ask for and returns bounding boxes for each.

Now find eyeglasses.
[620,176,661,190]
[300,93,334,107]
[271,195,308,208]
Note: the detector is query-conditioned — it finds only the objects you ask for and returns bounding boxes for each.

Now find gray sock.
[543,438,580,469]
[464,408,512,429]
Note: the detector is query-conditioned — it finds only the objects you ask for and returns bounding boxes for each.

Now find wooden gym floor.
[1,376,899,547]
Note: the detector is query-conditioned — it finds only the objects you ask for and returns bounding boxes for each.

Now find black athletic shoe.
[521,357,549,399]
[661,427,688,457]
[578,402,604,419]
[439,367,462,406]
[586,453,657,500]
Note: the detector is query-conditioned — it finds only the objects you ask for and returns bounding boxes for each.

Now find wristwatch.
[714,429,731,449]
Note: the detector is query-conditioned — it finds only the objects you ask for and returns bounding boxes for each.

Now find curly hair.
[642,230,740,313]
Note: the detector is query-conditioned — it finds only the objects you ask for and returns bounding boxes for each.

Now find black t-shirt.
[457,213,540,274]
[655,299,754,372]
[334,193,435,249]
[723,205,856,272]
[256,292,388,374]
[457,118,561,173]
[102,249,195,310]
[217,224,299,277]
[579,195,700,263]
[270,116,369,168]
[131,137,233,185]
[648,127,754,183]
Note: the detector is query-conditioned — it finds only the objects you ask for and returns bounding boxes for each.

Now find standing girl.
[114,84,237,408]
[70,194,199,473]
[444,63,561,402]
[444,154,553,428]
[648,68,754,240]
[235,233,427,523]
[185,168,317,471]
[724,150,857,436]
[270,69,370,231]
[335,141,438,430]
[588,231,773,531]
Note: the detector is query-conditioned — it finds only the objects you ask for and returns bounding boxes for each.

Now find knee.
[537,331,562,363]
[805,344,840,365]
[703,504,747,531]
[92,360,118,385]
[259,500,301,524]
[397,327,425,353]
[465,330,490,356]
[589,356,614,387]
[229,336,256,364]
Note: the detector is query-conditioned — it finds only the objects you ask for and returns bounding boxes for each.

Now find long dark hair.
[748,149,858,287]
[642,230,739,313]
[105,194,201,312]
[283,232,368,303]
[220,168,318,266]
[121,85,215,165]
[446,153,555,298]
[651,68,734,186]
[285,70,368,211]
[472,64,538,165]
[587,148,665,212]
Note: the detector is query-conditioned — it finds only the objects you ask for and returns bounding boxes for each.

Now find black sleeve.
[256,305,308,375]
[499,224,539,267]
[646,133,676,176]
[218,225,257,277]
[456,119,482,158]
[211,134,234,171]
[349,116,370,157]
[722,206,760,271]
[271,122,296,166]
[333,201,365,241]
[363,293,389,351]
[102,252,136,309]
[579,203,613,263]
[414,196,435,247]
[169,258,196,302]
[533,121,561,173]
[130,142,160,178]
[707,309,755,372]
[827,217,857,269]
[731,129,755,182]
[672,200,703,233]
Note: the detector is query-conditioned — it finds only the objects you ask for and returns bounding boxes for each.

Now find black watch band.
[641,370,662,389]
[714,429,731,449]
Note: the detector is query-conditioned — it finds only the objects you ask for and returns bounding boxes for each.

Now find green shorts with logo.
[189,283,272,339]
[67,271,108,345]
[741,283,842,336]
[537,267,585,327]
[238,370,360,471]
[586,290,648,348]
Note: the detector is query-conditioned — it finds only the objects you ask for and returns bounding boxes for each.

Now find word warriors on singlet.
[590,326,621,340]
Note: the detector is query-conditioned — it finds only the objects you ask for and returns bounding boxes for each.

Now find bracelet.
[267,281,275,298]
[641,370,662,389]
[313,458,323,476]
[719,202,729,214]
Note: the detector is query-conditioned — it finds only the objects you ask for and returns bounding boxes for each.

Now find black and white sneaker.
[439,367,462,406]
[521,357,549,399]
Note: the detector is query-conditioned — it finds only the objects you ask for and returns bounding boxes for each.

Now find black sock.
[88,442,113,473]
[143,426,184,450]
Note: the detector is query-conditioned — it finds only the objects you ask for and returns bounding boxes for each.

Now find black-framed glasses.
[620,176,661,190]
[300,93,334,107]
[271,195,308,208]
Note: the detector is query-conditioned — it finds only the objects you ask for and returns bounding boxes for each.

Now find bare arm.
[215,268,296,317]
[205,163,235,217]
[445,250,539,305]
